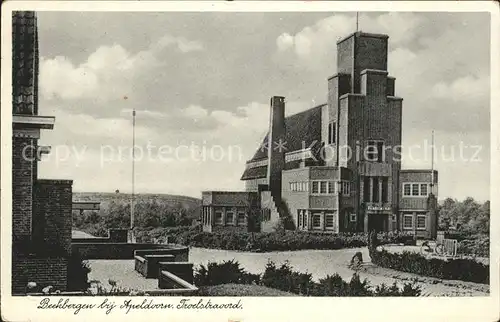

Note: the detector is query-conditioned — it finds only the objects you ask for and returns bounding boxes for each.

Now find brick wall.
[12,137,35,242]
[12,256,68,294]
[33,179,73,255]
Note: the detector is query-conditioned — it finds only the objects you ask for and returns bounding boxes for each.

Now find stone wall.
[72,243,189,260]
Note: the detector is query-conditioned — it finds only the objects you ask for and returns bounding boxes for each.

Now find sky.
[35,11,491,201]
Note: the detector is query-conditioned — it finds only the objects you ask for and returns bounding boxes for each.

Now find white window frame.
[311,180,336,195]
[403,214,413,229]
[226,211,235,225]
[420,183,428,196]
[237,211,246,226]
[298,212,303,227]
[215,211,223,225]
[312,214,321,229]
[417,214,426,230]
[325,213,335,229]
[312,181,319,194]
[349,213,357,222]
[341,181,351,196]
[402,182,430,198]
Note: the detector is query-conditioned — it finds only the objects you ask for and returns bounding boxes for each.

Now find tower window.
[328,122,336,144]
[366,140,384,162]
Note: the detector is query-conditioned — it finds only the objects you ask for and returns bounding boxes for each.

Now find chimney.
[267,96,286,203]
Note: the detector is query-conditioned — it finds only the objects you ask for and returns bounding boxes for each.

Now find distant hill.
[73,192,201,220]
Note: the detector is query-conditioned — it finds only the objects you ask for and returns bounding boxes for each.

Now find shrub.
[193,260,260,287]
[370,248,489,284]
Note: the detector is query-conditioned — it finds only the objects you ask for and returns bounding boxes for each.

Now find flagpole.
[430,130,435,194]
[356,12,359,32]
[131,108,136,242]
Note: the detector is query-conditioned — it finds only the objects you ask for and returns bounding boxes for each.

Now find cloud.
[274,12,424,72]
[432,75,489,102]
[40,34,204,101]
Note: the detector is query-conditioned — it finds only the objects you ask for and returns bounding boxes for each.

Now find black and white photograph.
[2,1,499,321]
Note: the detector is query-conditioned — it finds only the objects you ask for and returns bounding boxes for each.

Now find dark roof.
[12,11,38,115]
[241,104,324,180]
[240,166,267,181]
[249,104,324,162]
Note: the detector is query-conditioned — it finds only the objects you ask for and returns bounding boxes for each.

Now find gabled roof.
[241,104,325,181]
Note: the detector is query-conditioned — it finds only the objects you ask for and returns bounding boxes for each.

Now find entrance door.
[368,214,388,233]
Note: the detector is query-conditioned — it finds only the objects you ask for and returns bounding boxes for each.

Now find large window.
[417,215,426,230]
[311,181,336,195]
[328,122,336,144]
[341,181,351,196]
[312,214,321,229]
[226,211,234,225]
[325,214,335,228]
[298,212,303,227]
[237,212,246,226]
[403,183,430,197]
[215,211,223,225]
[372,177,379,202]
[290,181,309,192]
[381,177,389,203]
[403,214,413,229]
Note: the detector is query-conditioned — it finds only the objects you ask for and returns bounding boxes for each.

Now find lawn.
[198,284,296,296]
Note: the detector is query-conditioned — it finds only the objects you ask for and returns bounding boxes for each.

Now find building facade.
[12,11,74,294]
[204,31,438,238]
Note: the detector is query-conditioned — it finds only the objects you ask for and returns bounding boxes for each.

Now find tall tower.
[326,31,403,232]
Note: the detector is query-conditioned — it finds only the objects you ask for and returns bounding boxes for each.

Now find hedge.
[368,232,489,284]
[135,226,415,252]
[193,260,422,296]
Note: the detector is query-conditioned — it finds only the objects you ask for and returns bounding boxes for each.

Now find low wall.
[72,229,129,244]
[159,262,194,285]
[72,243,189,260]
[135,254,175,278]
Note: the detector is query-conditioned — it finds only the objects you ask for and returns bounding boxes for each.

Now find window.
[325,214,334,228]
[420,184,428,196]
[350,213,357,222]
[411,184,419,196]
[298,212,303,227]
[226,211,234,225]
[215,211,223,225]
[237,212,246,225]
[403,182,431,197]
[364,177,371,202]
[392,214,397,222]
[328,122,336,144]
[328,181,336,194]
[417,215,426,229]
[341,181,351,196]
[381,177,388,203]
[366,140,384,162]
[403,183,411,196]
[312,214,321,228]
[320,181,327,194]
[372,177,379,202]
[303,212,308,227]
[312,181,319,194]
[403,214,413,229]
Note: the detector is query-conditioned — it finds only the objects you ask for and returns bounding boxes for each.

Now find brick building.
[203,31,438,239]
[12,11,74,294]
